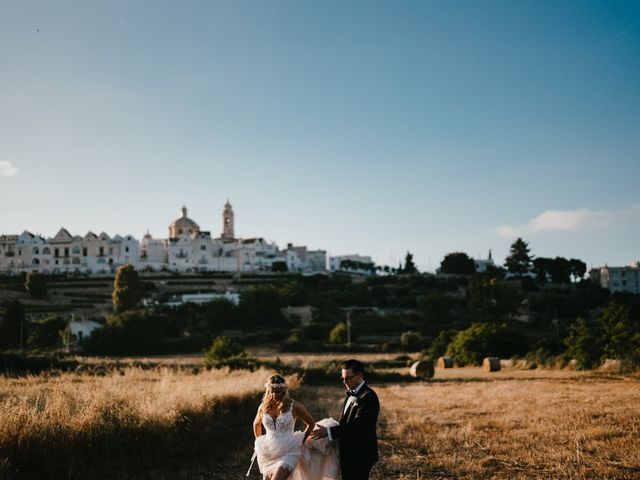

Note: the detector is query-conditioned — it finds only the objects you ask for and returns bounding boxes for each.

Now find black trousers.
[340,462,373,480]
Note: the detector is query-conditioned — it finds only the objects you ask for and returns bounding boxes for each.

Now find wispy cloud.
[0,160,19,178]
[496,204,640,238]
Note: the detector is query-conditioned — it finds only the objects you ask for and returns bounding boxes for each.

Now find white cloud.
[496,204,640,238]
[0,160,18,178]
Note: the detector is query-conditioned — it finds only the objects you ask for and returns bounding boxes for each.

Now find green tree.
[569,258,587,282]
[402,252,418,274]
[0,300,25,349]
[84,310,179,355]
[468,276,521,321]
[504,238,533,276]
[25,272,47,299]
[399,330,425,351]
[549,257,571,284]
[329,322,349,344]
[428,329,457,359]
[27,315,66,349]
[271,261,288,273]
[207,335,243,361]
[564,319,603,369]
[202,298,238,331]
[533,257,553,283]
[440,252,476,275]
[112,264,142,312]
[238,285,287,327]
[600,302,640,367]
[445,322,509,366]
[205,336,254,369]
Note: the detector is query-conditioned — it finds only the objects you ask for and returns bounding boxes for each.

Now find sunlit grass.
[0,367,292,479]
[375,373,640,479]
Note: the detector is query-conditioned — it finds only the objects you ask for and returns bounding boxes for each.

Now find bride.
[252,374,339,480]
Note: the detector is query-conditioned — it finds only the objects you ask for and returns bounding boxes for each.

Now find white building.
[0,202,329,275]
[165,292,241,308]
[330,254,375,275]
[474,250,496,273]
[599,263,640,294]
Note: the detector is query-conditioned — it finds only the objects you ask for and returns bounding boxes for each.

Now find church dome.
[169,206,200,238]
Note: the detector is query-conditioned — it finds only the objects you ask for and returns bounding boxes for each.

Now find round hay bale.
[437,356,453,369]
[483,357,501,372]
[409,360,434,379]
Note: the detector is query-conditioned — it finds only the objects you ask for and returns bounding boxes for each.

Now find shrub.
[446,323,521,366]
[564,318,604,369]
[427,329,457,360]
[328,322,349,344]
[399,330,426,351]
[205,336,255,370]
[27,315,67,349]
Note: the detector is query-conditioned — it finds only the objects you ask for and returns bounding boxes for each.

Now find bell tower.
[221,200,235,240]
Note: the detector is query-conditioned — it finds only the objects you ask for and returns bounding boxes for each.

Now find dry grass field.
[1,360,638,479]
[0,367,294,479]
[295,369,640,480]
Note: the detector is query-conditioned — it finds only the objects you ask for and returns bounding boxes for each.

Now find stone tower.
[221,200,235,240]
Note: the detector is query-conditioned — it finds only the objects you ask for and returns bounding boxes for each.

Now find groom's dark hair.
[342,359,364,375]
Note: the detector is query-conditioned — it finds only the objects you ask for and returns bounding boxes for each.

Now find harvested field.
[1,363,638,479]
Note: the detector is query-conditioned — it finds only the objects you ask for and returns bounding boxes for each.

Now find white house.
[0,202,333,276]
[164,291,241,307]
[599,263,640,294]
[474,250,496,273]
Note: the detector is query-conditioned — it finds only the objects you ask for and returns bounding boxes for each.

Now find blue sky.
[1,1,639,271]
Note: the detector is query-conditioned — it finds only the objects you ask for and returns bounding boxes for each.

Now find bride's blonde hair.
[259,374,292,416]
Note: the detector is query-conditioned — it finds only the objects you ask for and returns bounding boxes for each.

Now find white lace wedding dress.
[254,402,339,480]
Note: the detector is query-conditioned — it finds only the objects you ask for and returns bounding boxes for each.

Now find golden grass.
[374,373,640,479]
[0,367,291,479]
[2,361,638,479]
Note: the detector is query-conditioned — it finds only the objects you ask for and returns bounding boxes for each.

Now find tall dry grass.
[374,373,640,479]
[0,367,292,479]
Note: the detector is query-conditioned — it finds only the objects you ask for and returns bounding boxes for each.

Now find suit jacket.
[329,383,379,468]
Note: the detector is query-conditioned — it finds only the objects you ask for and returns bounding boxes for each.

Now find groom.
[310,359,379,480]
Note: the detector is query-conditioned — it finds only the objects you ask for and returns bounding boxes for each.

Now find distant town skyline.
[1,1,639,271]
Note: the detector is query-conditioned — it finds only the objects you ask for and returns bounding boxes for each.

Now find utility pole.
[346,311,352,347]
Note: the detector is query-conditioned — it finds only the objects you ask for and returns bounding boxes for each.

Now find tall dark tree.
[403,252,418,274]
[0,300,25,349]
[112,264,142,312]
[548,257,571,284]
[569,258,587,282]
[440,252,476,275]
[25,272,47,299]
[504,238,533,276]
[533,257,553,283]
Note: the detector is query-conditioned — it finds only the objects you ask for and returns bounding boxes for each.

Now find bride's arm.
[253,408,263,438]
[292,401,315,444]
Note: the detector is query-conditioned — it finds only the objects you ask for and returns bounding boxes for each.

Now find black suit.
[329,383,379,480]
